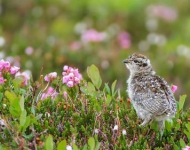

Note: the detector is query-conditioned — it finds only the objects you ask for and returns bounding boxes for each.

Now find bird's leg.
[139,118,152,127]
[158,120,165,138]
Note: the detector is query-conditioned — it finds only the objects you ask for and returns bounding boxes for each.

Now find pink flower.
[68,72,74,78]
[0,59,10,71]
[63,76,69,83]
[74,77,80,84]
[10,66,20,74]
[15,71,30,86]
[81,29,107,43]
[41,93,47,100]
[25,46,34,55]
[51,91,59,99]
[67,81,74,87]
[44,72,57,82]
[0,75,4,84]
[63,91,68,99]
[146,5,177,22]
[41,87,59,100]
[171,85,178,93]
[2,60,10,69]
[62,66,82,87]
[117,32,131,49]
[0,59,20,74]
[47,87,54,93]
[182,146,190,150]
[70,41,82,51]
[63,65,69,71]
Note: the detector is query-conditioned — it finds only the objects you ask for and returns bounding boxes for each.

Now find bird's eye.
[143,63,147,67]
[134,60,138,63]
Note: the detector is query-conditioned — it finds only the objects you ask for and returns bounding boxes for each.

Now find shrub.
[0,63,189,149]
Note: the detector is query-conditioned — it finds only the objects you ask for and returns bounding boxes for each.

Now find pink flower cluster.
[182,146,190,150]
[0,59,20,84]
[117,32,131,49]
[41,87,59,100]
[81,29,107,43]
[147,5,177,22]
[44,72,57,82]
[15,71,30,86]
[62,65,82,87]
[0,59,20,74]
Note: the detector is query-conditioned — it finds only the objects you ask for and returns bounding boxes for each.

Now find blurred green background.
[0,0,190,105]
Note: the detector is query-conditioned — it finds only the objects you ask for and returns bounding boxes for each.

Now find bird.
[123,53,176,135]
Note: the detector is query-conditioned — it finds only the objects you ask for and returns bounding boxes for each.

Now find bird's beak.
[123,59,129,64]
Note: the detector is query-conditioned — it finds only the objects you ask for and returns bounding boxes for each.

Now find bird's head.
[123,53,153,74]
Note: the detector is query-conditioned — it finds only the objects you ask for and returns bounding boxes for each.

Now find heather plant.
[0,62,190,149]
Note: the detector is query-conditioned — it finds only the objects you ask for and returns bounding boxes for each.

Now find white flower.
[122,129,127,135]
[0,119,6,129]
[66,145,72,150]
[113,125,118,131]
[2,104,6,109]
[45,112,50,118]
[94,128,99,134]
[0,36,5,47]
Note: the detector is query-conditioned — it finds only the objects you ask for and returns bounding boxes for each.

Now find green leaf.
[45,135,54,150]
[57,140,66,150]
[23,133,34,141]
[87,82,96,93]
[180,138,186,148]
[105,95,112,107]
[31,106,35,115]
[174,123,180,131]
[184,130,190,140]
[5,91,21,117]
[80,86,87,94]
[36,114,43,120]
[173,144,179,150]
[178,95,186,111]
[95,142,101,150]
[0,93,3,101]
[82,144,87,150]
[19,89,26,95]
[5,91,18,104]
[88,137,95,150]
[0,145,9,150]
[104,83,111,95]
[186,122,190,132]
[19,96,25,111]
[22,116,31,132]
[165,121,172,131]
[87,65,102,89]
[111,80,117,96]
[9,106,21,117]
[80,82,96,95]
[29,114,38,125]
[20,110,27,127]
[12,77,23,88]
[72,143,79,150]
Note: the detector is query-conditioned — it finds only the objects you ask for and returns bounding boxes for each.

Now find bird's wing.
[133,75,176,116]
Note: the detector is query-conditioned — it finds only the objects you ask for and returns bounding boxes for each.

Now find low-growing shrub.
[0,61,189,149]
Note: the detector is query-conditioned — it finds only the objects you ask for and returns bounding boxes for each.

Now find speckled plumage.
[123,53,176,133]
